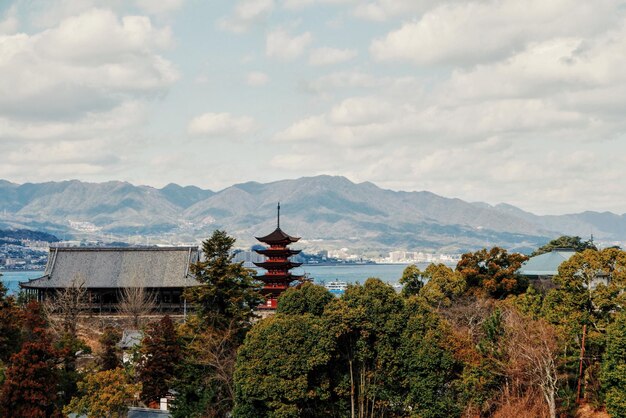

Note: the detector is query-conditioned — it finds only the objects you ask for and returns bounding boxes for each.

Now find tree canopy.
[531,235,597,257]
[64,368,141,418]
[276,282,333,316]
[456,247,528,298]
[185,230,263,329]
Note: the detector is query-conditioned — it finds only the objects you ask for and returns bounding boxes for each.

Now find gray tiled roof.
[518,249,576,276]
[128,407,172,417]
[22,246,199,289]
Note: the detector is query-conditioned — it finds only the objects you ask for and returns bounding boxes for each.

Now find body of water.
[0,270,43,294]
[293,263,429,285]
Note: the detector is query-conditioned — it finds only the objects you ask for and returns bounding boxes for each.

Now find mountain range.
[1,176,624,253]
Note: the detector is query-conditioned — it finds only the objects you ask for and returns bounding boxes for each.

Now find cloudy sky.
[1,0,625,215]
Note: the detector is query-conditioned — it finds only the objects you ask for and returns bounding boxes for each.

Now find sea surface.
[270,263,435,285]
[0,270,43,294]
[0,263,442,295]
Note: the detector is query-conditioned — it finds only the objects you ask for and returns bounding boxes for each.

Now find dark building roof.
[255,227,300,245]
[255,248,301,257]
[21,246,199,289]
[253,261,302,270]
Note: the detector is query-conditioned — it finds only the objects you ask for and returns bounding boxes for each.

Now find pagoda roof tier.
[255,248,301,256]
[255,227,300,245]
[256,274,303,282]
[253,261,302,270]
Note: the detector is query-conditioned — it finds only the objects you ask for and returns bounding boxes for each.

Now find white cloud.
[219,0,274,33]
[370,0,618,65]
[308,47,356,66]
[0,6,18,35]
[328,97,394,126]
[0,101,147,142]
[135,0,184,15]
[0,7,177,182]
[441,32,626,103]
[353,0,441,21]
[246,71,270,86]
[266,28,312,60]
[187,112,256,137]
[0,9,177,120]
[282,0,354,10]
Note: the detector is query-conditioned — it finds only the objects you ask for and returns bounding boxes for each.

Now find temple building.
[20,246,199,313]
[254,203,303,309]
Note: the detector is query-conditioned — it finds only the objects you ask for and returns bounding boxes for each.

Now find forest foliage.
[0,234,625,417]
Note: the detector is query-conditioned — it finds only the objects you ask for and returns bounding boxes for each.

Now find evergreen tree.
[138,315,181,405]
[418,263,466,308]
[98,326,121,371]
[276,282,333,316]
[324,278,407,416]
[602,310,626,417]
[233,313,335,417]
[185,230,263,329]
[531,235,597,256]
[401,296,462,417]
[399,264,424,297]
[173,230,263,417]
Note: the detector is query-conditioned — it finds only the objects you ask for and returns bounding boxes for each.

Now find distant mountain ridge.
[0,176,623,253]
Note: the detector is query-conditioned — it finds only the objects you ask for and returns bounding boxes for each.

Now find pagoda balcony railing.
[263,284,289,289]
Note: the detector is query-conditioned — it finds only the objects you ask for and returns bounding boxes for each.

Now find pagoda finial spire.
[277,202,280,228]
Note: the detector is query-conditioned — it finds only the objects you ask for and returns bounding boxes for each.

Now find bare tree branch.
[43,273,88,338]
[117,276,157,329]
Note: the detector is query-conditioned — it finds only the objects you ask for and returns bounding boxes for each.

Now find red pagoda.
[254,203,302,309]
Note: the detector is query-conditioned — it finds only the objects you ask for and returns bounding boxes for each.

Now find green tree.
[0,301,60,417]
[276,282,333,316]
[602,310,626,417]
[233,314,335,417]
[64,368,141,418]
[400,296,462,417]
[173,230,263,417]
[543,248,626,406]
[98,326,121,371]
[546,248,626,339]
[185,230,263,329]
[324,278,407,416]
[532,235,597,257]
[137,315,181,405]
[419,263,466,308]
[456,247,528,298]
[399,264,424,297]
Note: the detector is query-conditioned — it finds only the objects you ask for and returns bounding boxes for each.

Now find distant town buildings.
[384,251,461,264]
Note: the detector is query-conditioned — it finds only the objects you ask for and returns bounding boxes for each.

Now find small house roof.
[21,246,199,289]
[518,249,576,276]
